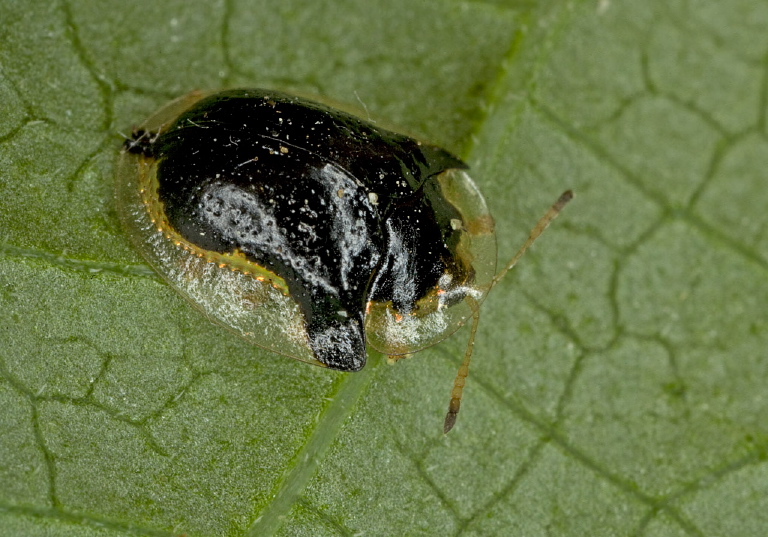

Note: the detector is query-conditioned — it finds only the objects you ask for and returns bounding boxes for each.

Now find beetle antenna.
[443,190,573,433]
[489,190,573,290]
[444,296,481,433]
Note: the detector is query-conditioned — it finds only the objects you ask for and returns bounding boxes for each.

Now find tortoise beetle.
[116,89,571,432]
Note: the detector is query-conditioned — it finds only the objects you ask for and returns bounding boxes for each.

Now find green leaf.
[1,0,767,535]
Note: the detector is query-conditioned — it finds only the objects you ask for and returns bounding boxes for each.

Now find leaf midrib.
[246,358,380,536]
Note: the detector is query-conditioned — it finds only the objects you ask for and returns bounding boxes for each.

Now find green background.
[1,0,767,535]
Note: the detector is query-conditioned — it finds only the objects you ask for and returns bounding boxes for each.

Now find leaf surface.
[1,1,767,535]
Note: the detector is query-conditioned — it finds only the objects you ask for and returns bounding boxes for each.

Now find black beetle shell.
[127,89,472,371]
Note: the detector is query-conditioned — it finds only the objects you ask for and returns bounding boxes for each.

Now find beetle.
[117,88,571,432]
